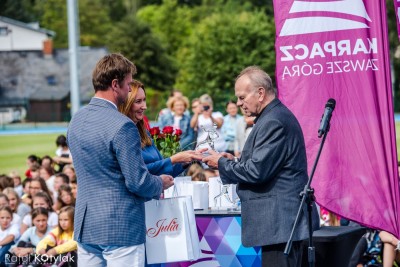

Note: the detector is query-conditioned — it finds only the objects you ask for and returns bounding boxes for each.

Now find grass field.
[0,133,62,176]
[1,123,400,177]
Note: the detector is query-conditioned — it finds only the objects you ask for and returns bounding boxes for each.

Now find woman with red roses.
[119,80,202,177]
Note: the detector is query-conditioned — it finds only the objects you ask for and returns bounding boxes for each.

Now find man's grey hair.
[236,66,276,96]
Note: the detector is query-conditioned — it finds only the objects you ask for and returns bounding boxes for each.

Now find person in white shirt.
[0,206,20,264]
[191,94,226,152]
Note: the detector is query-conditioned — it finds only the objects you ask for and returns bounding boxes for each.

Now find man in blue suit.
[67,53,174,266]
[203,66,319,267]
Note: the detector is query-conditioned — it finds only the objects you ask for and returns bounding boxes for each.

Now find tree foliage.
[0,0,37,22]
[176,10,276,111]
[106,14,177,92]
[137,0,195,57]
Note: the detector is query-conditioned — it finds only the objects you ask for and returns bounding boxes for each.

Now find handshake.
[160,149,237,190]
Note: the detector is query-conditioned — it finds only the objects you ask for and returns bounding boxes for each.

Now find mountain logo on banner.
[279,0,371,36]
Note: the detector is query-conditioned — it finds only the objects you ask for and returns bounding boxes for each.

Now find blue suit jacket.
[218,99,319,247]
[67,98,163,246]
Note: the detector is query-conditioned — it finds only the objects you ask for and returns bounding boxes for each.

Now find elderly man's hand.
[202,149,223,169]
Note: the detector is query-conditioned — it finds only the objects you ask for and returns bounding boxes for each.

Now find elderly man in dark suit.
[67,53,174,266]
[203,66,319,267]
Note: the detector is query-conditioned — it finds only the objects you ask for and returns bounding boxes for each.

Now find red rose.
[162,126,174,135]
[150,127,160,136]
[174,129,183,136]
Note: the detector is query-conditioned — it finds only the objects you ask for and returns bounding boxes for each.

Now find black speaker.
[302,226,366,267]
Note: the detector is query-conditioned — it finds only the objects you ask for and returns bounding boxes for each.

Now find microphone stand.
[284,122,331,267]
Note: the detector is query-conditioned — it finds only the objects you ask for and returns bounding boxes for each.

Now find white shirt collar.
[93,97,117,109]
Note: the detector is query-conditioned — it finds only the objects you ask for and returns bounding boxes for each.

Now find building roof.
[0,16,55,37]
[0,47,108,103]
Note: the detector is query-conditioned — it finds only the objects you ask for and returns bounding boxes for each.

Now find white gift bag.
[164,179,209,210]
[164,176,192,198]
[145,196,200,264]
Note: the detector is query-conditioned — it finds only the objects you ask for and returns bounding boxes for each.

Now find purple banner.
[396,0,400,40]
[273,0,400,238]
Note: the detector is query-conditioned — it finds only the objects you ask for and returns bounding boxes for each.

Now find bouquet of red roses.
[149,126,182,158]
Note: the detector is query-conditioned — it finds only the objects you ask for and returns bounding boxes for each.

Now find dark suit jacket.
[67,98,163,246]
[218,98,319,247]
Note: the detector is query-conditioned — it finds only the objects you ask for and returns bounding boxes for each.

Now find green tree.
[176,10,276,111]
[79,0,112,47]
[0,0,37,22]
[107,14,177,92]
[34,0,112,48]
[34,0,68,48]
[137,0,195,57]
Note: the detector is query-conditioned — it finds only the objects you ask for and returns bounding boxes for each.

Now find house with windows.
[0,16,107,122]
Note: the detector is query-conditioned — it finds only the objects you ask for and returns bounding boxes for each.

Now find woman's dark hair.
[0,206,13,218]
[31,207,49,220]
[55,173,69,184]
[33,191,54,212]
[57,184,75,208]
[56,135,68,147]
[225,100,236,108]
[30,178,53,205]
[27,155,39,163]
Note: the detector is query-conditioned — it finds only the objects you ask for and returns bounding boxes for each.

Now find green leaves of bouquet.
[150,126,182,158]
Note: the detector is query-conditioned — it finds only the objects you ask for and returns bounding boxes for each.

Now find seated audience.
[8,207,51,266]
[36,206,77,267]
[3,187,31,219]
[21,192,58,234]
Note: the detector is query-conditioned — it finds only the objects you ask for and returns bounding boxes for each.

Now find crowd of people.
[1,53,399,267]
[0,136,77,266]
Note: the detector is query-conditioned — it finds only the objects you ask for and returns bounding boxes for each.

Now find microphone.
[318,99,336,138]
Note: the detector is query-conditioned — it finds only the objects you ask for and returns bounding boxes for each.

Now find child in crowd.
[203,169,218,181]
[20,179,31,202]
[22,177,53,207]
[0,206,20,264]
[70,180,77,199]
[53,135,73,172]
[53,173,70,202]
[25,155,40,179]
[36,206,77,267]
[3,187,31,219]
[0,193,21,227]
[0,175,13,192]
[54,185,75,212]
[29,163,41,180]
[8,171,23,197]
[9,207,51,264]
[20,192,58,234]
[62,165,76,183]
[187,163,206,182]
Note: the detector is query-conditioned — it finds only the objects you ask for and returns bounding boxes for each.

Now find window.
[46,75,57,85]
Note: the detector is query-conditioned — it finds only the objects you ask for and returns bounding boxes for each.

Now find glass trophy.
[195,123,219,153]
[213,178,240,211]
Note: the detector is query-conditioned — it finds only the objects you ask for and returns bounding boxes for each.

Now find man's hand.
[220,152,235,160]
[170,150,205,164]
[202,149,223,169]
[160,174,174,190]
